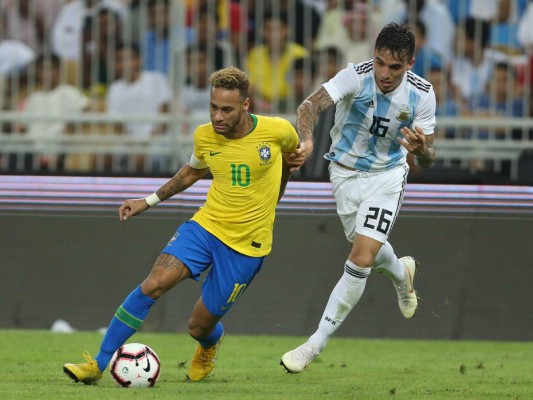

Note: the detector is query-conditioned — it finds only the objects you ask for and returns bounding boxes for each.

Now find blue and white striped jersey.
[322,60,436,172]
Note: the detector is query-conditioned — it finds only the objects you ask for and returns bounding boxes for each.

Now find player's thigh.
[331,165,408,244]
[202,243,264,317]
[355,167,408,243]
[160,220,215,281]
[141,253,192,297]
[142,221,214,297]
[329,165,363,242]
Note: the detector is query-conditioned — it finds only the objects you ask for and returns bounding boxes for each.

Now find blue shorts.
[161,221,264,316]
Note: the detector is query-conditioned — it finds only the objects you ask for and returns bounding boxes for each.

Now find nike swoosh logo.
[142,351,151,372]
[210,151,222,156]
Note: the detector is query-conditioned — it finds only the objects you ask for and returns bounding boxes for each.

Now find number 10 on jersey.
[231,163,251,187]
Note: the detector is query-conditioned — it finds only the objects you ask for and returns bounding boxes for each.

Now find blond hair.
[210,67,250,100]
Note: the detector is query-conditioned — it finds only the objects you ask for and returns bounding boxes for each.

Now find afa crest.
[396,104,411,122]
[257,144,271,162]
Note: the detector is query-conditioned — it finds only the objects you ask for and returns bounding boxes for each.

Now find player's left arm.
[398,88,437,169]
[398,126,435,168]
[278,156,291,203]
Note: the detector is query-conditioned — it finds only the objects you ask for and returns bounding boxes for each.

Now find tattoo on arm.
[155,253,184,270]
[155,165,207,201]
[297,87,335,143]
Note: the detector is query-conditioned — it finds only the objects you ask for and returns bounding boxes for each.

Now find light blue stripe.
[387,90,422,168]
[354,91,392,171]
[336,77,374,166]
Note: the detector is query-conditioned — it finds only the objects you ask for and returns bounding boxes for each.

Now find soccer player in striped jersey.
[63,67,299,384]
[281,22,436,373]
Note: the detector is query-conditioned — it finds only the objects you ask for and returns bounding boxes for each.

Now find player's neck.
[225,113,254,140]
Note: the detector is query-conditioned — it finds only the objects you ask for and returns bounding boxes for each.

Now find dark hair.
[462,17,490,49]
[375,22,415,63]
[35,53,61,69]
[322,46,343,60]
[210,67,250,100]
[495,62,514,78]
[292,57,308,72]
[82,8,121,35]
[116,42,141,57]
[263,10,288,26]
[186,43,209,59]
[293,56,318,77]
[148,0,169,8]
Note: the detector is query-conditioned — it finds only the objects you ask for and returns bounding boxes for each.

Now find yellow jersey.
[190,114,299,257]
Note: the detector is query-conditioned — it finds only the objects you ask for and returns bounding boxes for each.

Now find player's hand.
[284,140,314,172]
[118,198,150,221]
[398,125,427,157]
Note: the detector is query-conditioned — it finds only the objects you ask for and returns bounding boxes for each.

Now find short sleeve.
[280,119,299,153]
[413,88,437,136]
[190,127,208,168]
[322,63,361,103]
[189,153,207,169]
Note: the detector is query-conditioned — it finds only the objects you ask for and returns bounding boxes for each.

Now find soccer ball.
[110,343,161,388]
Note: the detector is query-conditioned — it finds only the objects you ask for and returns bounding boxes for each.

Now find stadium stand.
[0,0,531,184]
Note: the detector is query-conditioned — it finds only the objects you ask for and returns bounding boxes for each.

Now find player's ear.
[407,57,415,70]
[242,97,250,111]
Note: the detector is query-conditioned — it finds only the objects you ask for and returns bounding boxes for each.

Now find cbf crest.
[257,143,272,166]
[396,104,411,122]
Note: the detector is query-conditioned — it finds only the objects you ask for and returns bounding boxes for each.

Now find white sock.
[373,241,405,284]
[309,260,371,352]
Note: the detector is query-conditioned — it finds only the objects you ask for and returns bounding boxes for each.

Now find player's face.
[373,49,414,93]
[209,87,250,136]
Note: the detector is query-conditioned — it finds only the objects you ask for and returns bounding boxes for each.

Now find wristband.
[145,193,161,207]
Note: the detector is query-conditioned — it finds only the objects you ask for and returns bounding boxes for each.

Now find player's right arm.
[286,86,335,171]
[118,163,209,221]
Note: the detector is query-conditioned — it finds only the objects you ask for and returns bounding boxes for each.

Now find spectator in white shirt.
[51,0,127,61]
[21,54,90,171]
[106,42,173,173]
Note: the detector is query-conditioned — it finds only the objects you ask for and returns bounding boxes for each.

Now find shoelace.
[196,345,217,362]
[395,277,415,302]
[82,350,95,363]
[397,287,411,302]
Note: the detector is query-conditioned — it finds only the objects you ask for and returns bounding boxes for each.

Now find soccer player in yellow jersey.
[63,67,299,384]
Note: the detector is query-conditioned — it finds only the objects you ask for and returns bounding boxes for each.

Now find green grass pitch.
[1,330,531,400]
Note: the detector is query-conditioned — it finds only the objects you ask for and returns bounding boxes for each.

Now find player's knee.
[141,272,175,299]
[140,277,166,299]
[187,317,211,340]
[348,253,374,269]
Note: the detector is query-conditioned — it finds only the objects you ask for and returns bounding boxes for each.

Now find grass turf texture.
[1,330,531,400]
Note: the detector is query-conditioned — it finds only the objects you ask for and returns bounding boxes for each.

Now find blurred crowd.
[0,0,532,177]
